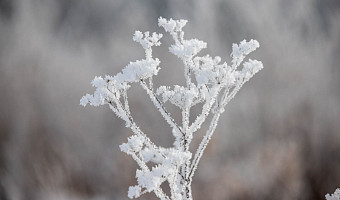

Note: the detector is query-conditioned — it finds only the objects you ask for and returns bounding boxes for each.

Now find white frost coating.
[115,58,161,84]
[169,39,207,58]
[326,189,340,200]
[193,55,236,87]
[133,31,163,48]
[128,186,142,199]
[231,39,260,70]
[120,135,145,153]
[81,17,263,200]
[240,59,263,80]
[158,17,187,33]
[141,147,163,163]
[156,84,199,109]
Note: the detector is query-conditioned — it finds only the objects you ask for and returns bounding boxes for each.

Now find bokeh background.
[0,0,340,199]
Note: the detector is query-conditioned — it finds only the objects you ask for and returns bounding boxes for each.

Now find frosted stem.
[188,85,221,134]
[109,103,163,158]
[81,17,262,200]
[140,80,184,136]
[188,112,222,182]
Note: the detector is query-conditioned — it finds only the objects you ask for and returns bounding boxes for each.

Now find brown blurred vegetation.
[0,0,340,199]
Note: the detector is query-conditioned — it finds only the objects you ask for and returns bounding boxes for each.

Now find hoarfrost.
[81,17,263,200]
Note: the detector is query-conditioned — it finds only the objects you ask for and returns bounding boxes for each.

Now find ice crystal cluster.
[81,17,263,200]
[326,189,340,200]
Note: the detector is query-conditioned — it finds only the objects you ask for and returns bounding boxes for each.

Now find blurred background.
[0,0,340,199]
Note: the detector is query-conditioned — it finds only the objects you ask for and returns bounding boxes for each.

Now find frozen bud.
[80,94,92,107]
[133,31,143,42]
[128,186,141,199]
[169,39,207,58]
[91,76,106,87]
[127,135,145,152]
[175,19,188,31]
[326,188,340,200]
[119,143,130,153]
[158,17,167,27]
[158,17,176,33]
[158,17,187,33]
[214,56,221,64]
[119,135,145,153]
[231,39,260,58]
[242,59,263,79]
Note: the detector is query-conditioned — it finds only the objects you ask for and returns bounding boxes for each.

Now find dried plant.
[80,17,263,200]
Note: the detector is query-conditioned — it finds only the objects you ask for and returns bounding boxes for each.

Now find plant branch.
[188,111,222,182]
[140,80,184,136]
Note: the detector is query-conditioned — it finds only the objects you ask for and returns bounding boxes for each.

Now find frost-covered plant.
[80,17,263,200]
[326,189,340,200]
